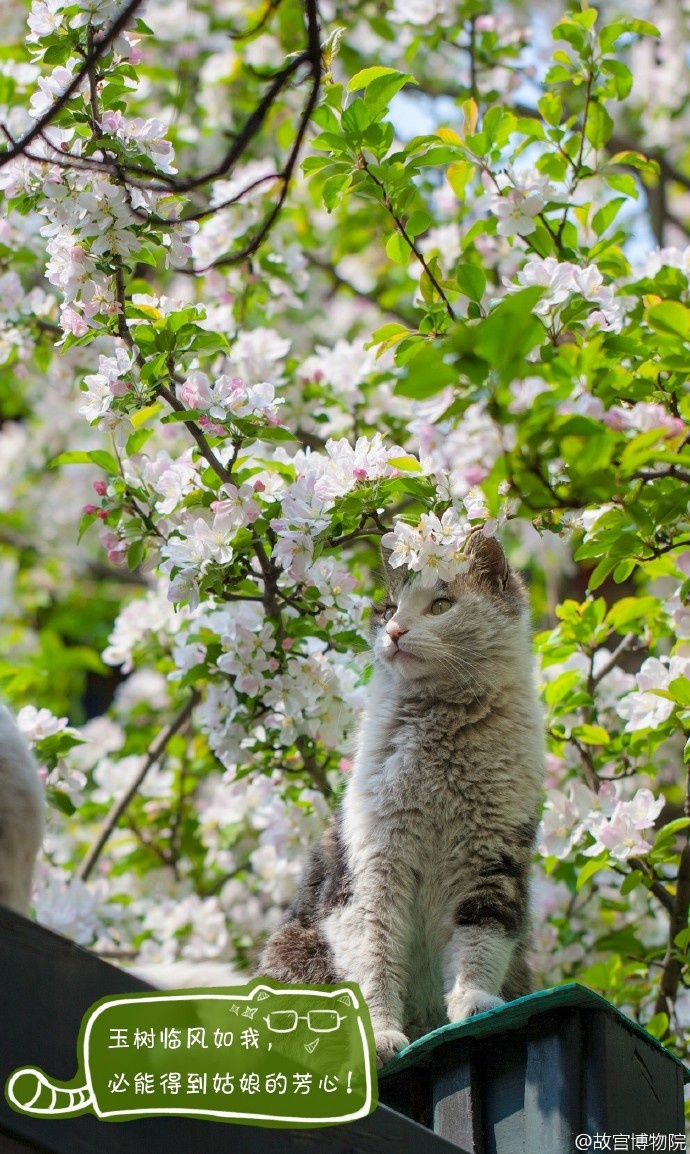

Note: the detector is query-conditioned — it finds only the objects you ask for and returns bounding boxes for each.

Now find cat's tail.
[0,705,45,915]
[6,1067,91,1117]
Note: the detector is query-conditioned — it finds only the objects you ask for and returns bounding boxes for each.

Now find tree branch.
[77,691,199,882]
[0,0,144,168]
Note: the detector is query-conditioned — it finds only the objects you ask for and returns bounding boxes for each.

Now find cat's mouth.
[390,646,420,662]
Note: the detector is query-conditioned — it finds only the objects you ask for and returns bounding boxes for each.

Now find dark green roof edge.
[378,983,690,1080]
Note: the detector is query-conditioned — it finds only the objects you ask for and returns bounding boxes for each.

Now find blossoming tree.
[2,0,690,1062]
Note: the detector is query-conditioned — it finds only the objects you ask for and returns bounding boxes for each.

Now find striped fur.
[258,535,544,1065]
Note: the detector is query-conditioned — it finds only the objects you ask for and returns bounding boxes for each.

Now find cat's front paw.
[446,988,504,1023]
[374,1029,410,1068]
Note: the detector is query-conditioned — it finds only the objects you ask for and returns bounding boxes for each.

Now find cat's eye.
[430,598,452,616]
[382,605,397,622]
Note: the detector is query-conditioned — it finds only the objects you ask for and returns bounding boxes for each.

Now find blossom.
[491,188,544,237]
[583,789,665,862]
[178,371,283,425]
[311,434,406,503]
[411,398,503,498]
[227,328,290,384]
[505,255,628,333]
[603,402,684,437]
[142,450,199,516]
[32,868,110,945]
[29,60,78,119]
[180,371,214,410]
[211,482,261,526]
[189,514,237,565]
[381,508,472,585]
[271,528,314,579]
[297,339,377,408]
[616,655,690,732]
[538,787,587,859]
[16,705,68,743]
[27,0,64,41]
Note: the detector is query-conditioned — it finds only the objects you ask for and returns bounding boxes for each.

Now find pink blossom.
[60,306,89,336]
[99,530,128,566]
[198,417,227,437]
[100,110,123,134]
[180,372,213,410]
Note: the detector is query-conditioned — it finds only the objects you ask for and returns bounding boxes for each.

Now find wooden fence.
[0,906,686,1153]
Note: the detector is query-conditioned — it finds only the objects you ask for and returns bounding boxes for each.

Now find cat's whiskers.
[403,639,485,705]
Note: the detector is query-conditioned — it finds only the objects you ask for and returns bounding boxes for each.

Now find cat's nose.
[387,623,408,642]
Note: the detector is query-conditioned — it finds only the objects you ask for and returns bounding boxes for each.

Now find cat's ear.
[464,531,510,591]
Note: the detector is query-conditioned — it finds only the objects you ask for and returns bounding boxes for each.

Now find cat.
[0,706,44,916]
[258,532,544,1066]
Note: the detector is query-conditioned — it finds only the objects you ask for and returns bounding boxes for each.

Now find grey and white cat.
[259,532,544,1066]
[0,706,44,915]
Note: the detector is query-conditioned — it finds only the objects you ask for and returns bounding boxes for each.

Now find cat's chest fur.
[342,689,542,871]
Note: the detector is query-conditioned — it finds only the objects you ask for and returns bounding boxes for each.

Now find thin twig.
[590,633,637,687]
[359,155,457,323]
[77,692,199,881]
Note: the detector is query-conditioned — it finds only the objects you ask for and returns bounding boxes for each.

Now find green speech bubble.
[5,980,378,1127]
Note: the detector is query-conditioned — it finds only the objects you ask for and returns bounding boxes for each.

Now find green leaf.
[346,68,416,114]
[644,1012,668,1041]
[130,402,162,430]
[455,263,486,303]
[600,58,633,100]
[385,232,410,264]
[576,858,610,892]
[387,455,421,472]
[608,150,659,178]
[606,596,659,631]
[591,197,626,237]
[587,555,617,591]
[602,171,638,200]
[620,870,643,896]
[365,73,417,113]
[395,345,458,399]
[127,540,145,571]
[667,677,690,707]
[538,93,562,126]
[599,18,660,53]
[472,287,545,375]
[347,66,405,91]
[544,670,582,707]
[646,300,690,339]
[553,19,586,50]
[52,450,120,474]
[571,724,610,746]
[613,560,635,583]
[341,99,375,134]
[585,104,614,150]
[47,788,76,817]
[322,172,352,211]
[654,818,690,844]
[405,211,431,238]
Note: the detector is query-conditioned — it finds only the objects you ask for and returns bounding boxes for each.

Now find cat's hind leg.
[258,918,338,985]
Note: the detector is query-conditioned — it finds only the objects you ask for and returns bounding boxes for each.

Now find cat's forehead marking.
[397,578,445,612]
